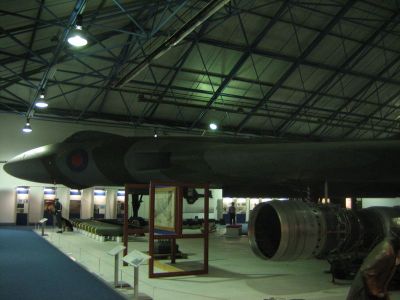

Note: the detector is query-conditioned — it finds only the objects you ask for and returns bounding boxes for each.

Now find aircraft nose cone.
[3,158,54,183]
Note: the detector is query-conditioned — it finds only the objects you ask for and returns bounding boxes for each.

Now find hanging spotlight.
[35,100,48,108]
[68,15,88,47]
[35,89,48,108]
[209,123,218,130]
[22,119,32,133]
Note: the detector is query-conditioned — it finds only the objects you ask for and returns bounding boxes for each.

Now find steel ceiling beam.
[118,91,136,125]
[114,0,231,87]
[0,102,300,138]
[30,71,399,132]
[375,116,400,139]
[24,61,400,114]
[96,0,191,115]
[25,0,87,119]
[339,60,400,138]
[116,63,400,111]
[303,11,400,137]
[0,1,181,34]
[1,89,30,107]
[0,22,135,92]
[198,37,400,86]
[142,21,213,121]
[312,56,400,138]
[189,0,290,130]
[22,0,45,74]
[1,64,37,89]
[137,95,396,134]
[3,17,400,89]
[0,1,179,77]
[0,26,48,66]
[4,34,400,90]
[344,87,400,138]
[96,32,136,113]
[76,1,188,120]
[292,1,400,39]
[1,0,399,139]
[236,0,356,134]
[1,98,397,139]
[138,40,197,123]
[112,0,145,34]
[5,70,399,136]
[3,1,400,60]
[4,1,400,57]
[0,49,43,65]
[0,93,29,107]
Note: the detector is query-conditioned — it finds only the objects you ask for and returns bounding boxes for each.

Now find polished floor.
[38,226,400,300]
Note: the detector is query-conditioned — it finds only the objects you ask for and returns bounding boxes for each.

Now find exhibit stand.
[39,218,48,236]
[69,189,82,219]
[122,250,152,300]
[15,187,29,225]
[226,224,242,237]
[116,189,125,218]
[43,187,56,226]
[148,181,210,278]
[107,245,129,288]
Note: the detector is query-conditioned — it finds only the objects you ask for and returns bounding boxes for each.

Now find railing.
[37,226,228,300]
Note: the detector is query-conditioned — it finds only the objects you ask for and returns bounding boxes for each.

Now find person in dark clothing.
[228,202,236,225]
[346,237,400,300]
[54,198,63,233]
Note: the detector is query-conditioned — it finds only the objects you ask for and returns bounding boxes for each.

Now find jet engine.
[248,200,400,261]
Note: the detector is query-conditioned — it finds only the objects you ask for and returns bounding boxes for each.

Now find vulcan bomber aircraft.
[4,130,400,197]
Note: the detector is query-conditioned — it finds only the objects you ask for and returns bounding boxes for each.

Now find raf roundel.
[67,149,89,172]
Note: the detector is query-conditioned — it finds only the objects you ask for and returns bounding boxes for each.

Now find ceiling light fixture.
[35,100,48,108]
[209,123,218,130]
[68,15,88,47]
[35,90,48,108]
[22,119,32,133]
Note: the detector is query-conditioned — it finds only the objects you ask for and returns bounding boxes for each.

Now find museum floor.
[38,226,400,300]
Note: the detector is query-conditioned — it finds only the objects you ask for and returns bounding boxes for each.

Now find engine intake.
[248,200,400,261]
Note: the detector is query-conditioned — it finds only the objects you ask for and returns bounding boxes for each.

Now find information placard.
[107,245,126,256]
[123,250,150,267]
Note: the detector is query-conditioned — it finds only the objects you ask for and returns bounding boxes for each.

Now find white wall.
[0,190,15,223]
[0,114,155,224]
[0,114,155,189]
[362,198,400,208]
[106,189,116,219]
[29,187,44,223]
[0,114,217,224]
[79,188,90,219]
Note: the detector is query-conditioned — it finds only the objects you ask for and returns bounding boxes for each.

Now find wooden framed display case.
[148,181,209,278]
[123,184,150,258]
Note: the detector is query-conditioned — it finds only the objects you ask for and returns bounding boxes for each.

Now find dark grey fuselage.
[4,131,400,197]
